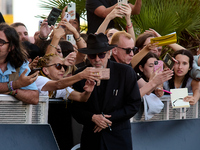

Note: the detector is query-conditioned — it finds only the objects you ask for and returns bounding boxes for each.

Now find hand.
[154,87,164,97]
[144,28,161,37]
[80,67,101,82]
[15,69,38,88]
[151,68,173,86]
[59,19,77,35]
[184,96,197,105]
[92,114,112,129]
[29,56,40,70]
[39,19,53,38]
[93,125,103,133]
[61,6,75,20]
[83,80,96,93]
[52,25,66,39]
[64,52,77,66]
[106,6,123,20]
[120,4,132,20]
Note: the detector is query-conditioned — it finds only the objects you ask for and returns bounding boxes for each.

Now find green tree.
[39,0,200,52]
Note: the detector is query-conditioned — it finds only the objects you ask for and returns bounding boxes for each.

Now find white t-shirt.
[35,76,74,100]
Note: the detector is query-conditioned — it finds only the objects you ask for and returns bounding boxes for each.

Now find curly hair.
[0,23,28,68]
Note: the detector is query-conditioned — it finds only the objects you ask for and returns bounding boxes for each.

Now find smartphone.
[28,68,41,76]
[118,0,128,5]
[93,68,110,80]
[47,7,62,26]
[64,12,71,22]
[154,60,163,73]
[66,34,76,45]
[163,53,175,69]
[38,20,43,30]
[68,2,76,20]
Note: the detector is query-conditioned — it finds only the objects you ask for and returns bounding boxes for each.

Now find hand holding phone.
[163,53,175,70]
[68,2,76,20]
[118,0,128,5]
[154,60,163,73]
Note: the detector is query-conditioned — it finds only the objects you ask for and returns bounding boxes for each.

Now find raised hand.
[29,56,40,70]
[64,52,77,66]
[15,69,38,88]
[106,5,123,20]
[80,67,101,82]
[39,19,53,38]
[83,80,96,93]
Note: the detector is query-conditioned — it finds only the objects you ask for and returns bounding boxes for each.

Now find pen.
[163,89,172,94]
[101,112,112,131]
[157,88,172,94]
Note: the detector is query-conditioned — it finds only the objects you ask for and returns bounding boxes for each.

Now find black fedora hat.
[78,33,116,54]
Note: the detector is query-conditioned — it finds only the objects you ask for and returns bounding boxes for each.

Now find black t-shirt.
[0,12,5,23]
[110,55,141,81]
[86,0,117,34]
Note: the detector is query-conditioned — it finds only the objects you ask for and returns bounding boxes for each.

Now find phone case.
[118,0,128,5]
[150,32,177,46]
[154,60,163,72]
[47,7,62,26]
[163,53,175,69]
[68,2,76,20]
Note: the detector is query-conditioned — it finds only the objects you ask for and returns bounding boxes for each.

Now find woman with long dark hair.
[164,49,200,105]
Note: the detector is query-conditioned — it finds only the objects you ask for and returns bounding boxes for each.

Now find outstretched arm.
[129,0,142,15]
[68,80,96,102]
[41,67,100,91]
[96,5,123,34]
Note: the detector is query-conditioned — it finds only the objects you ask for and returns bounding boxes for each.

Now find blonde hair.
[110,31,132,45]
[37,54,65,77]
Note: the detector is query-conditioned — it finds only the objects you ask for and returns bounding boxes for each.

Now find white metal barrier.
[0,94,49,124]
[131,93,200,122]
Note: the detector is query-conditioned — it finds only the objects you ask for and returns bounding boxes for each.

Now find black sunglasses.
[45,63,68,71]
[117,46,138,54]
[0,39,9,46]
[88,52,107,59]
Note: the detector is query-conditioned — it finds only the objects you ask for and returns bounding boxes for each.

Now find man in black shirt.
[86,0,142,34]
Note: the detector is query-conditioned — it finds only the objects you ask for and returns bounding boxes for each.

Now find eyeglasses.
[0,39,9,46]
[117,46,138,54]
[88,52,107,59]
[45,63,68,71]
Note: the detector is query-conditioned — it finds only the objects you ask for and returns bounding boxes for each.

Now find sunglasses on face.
[88,52,107,59]
[0,39,9,46]
[46,63,68,71]
[117,46,138,54]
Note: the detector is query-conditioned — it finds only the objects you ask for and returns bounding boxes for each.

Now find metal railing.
[131,93,199,122]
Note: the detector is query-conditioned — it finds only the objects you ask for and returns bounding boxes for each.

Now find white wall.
[13,0,49,37]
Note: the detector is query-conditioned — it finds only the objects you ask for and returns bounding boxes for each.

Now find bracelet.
[39,35,48,40]
[9,91,13,95]
[126,23,133,29]
[14,89,18,96]
[50,44,58,50]
[74,35,81,42]
[9,81,14,91]
[7,81,13,91]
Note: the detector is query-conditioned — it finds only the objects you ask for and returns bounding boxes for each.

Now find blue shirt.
[0,61,38,90]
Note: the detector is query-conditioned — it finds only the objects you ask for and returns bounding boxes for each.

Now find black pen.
[101,112,112,131]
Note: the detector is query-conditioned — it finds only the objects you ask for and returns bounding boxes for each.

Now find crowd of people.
[0,0,200,149]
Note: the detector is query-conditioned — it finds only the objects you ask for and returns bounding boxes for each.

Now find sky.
[13,0,50,37]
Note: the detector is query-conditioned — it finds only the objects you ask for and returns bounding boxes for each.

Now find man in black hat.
[69,33,141,150]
